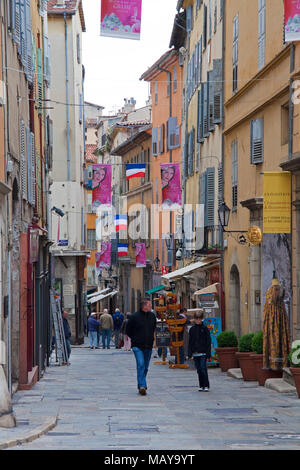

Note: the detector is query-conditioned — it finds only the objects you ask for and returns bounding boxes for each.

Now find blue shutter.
[208,70,215,131]
[197,86,204,143]
[203,82,209,137]
[213,59,223,124]
[206,167,215,226]
[203,4,207,49]
[250,118,264,164]
[186,5,193,32]
[13,0,20,45]
[152,127,158,156]
[31,132,35,207]
[25,0,32,83]
[200,172,207,225]
[19,0,25,62]
[168,117,178,149]
[20,119,26,200]
[26,127,32,204]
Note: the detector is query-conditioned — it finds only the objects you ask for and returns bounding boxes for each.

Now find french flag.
[118,243,129,257]
[126,163,146,181]
[115,215,128,232]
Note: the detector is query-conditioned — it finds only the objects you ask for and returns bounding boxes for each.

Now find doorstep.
[282,367,296,387]
[264,378,296,394]
[227,368,243,380]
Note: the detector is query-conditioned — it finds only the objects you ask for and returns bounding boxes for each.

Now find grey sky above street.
[82,0,178,113]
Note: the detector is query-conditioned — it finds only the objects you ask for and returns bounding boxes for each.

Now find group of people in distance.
[87,300,212,396]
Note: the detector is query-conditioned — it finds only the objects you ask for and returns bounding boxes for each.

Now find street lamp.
[218,201,247,234]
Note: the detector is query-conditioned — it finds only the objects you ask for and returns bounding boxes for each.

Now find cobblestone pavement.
[3,343,300,450]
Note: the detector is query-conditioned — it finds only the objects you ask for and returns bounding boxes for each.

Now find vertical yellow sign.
[263,172,291,233]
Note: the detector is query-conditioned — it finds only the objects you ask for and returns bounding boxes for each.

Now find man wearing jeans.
[126,299,156,396]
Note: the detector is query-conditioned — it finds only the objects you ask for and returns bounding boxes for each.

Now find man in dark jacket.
[126,299,156,395]
[88,312,100,349]
[188,311,211,391]
[62,310,72,361]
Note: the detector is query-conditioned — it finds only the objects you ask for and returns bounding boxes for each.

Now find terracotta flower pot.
[290,368,300,398]
[236,352,257,381]
[250,354,283,386]
[216,347,239,372]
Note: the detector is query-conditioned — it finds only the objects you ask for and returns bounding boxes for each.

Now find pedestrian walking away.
[126,299,156,396]
[112,308,124,348]
[62,310,72,361]
[120,313,131,351]
[188,310,211,392]
[88,312,100,349]
[100,309,114,349]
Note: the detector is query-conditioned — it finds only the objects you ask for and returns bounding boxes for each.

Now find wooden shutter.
[20,119,26,200]
[168,117,178,149]
[37,48,43,115]
[19,0,26,63]
[200,172,207,226]
[13,0,21,45]
[186,5,193,32]
[208,70,215,131]
[218,163,223,208]
[25,0,32,83]
[198,36,202,85]
[213,58,223,124]
[233,14,239,92]
[206,167,215,226]
[159,124,164,154]
[203,4,207,49]
[152,127,158,156]
[203,82,209,137]
[232,140,238,209]
[197,86,204,143]
[26,127,32,204]
[250,118,264,164]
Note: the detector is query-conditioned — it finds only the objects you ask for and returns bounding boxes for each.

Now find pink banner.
[96,242,111,270]
[92,164,112,210]
[285,0,300,41]
[101,0,142,40]
[136,242,146,268]
[161,163,182,210]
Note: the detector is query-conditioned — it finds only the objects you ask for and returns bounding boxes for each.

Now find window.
[186,5,193,32]
[233,14,239,93]
[281,103,289,146]
[258,0,266,70]
[167,72,171,96]
[87,229,96,250]
[197,86,204,143]
[203,4,208,49]
[250,118,264,164]
[214,0,218,33]
[188,128,195,176]
[209,0,212,40]
[158,124,165,154]
[232,140,238,209]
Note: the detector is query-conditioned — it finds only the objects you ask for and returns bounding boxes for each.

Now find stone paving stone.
[2,343,300,450]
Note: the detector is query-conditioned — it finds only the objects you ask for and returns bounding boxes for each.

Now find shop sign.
[155,322,170,347]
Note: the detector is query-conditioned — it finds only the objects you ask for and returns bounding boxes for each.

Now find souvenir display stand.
[154,306,169,365]
[166,303,189,369]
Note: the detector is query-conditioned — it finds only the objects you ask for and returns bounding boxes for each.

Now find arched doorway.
[228,265,241,338]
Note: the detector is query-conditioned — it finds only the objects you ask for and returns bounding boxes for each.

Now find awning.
[161,259,219,283]
[87,290,118,305]
[145,285,165,295]
[86,288,110,299]
[193,283,220,296]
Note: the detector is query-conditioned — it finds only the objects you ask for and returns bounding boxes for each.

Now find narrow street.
[6,344,300,451]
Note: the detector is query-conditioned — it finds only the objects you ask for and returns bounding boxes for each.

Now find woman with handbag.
[121,313,131,351]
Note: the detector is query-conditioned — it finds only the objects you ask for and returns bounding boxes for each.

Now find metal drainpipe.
[289,44,295,160]
[220,0,226,331]
[64,13,71,181]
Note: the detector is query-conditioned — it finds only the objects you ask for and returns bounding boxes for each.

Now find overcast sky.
[82,0,178,114]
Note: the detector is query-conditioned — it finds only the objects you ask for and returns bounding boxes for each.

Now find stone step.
[282,367,296,387]
[264,378,296,394]
[227,368,243,380]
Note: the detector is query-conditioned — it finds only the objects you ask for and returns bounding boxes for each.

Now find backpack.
[115,314,122,328]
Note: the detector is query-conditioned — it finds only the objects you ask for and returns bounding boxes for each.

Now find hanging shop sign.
[100,0,142,40]
[161,162,182,210]
[263,172,291,233]
[247,226,263,246]
[92,164,112,210]
[155,321,170,348]
[284,0,300,42]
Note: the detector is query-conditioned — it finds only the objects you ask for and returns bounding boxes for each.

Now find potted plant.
[236,333,257,381]
[216,331,239,372]
[250,331,282,386]
[289,340,300,398]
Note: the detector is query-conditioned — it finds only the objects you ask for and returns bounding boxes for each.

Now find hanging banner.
[263,172,291,233]
[161,163,182,210]
[136,242,146,268]
[284,0,300,42]
[96,242,111,270]
[100,0,142,40]
[92,164,112,210]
